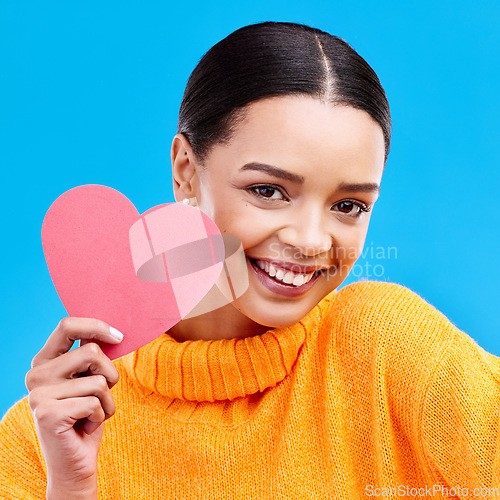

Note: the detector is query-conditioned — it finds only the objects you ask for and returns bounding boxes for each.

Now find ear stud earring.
[180,197,199,207]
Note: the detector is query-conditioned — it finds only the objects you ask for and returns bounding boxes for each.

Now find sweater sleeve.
[419,327,500,496]
[329,280,500,495]
[0,396,47,499]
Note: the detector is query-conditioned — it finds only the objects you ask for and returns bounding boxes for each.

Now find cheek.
[333,225,369,265]
[211,206,277,249]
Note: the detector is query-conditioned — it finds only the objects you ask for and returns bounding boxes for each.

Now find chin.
[231,293,321,330]
[248,315,302,331]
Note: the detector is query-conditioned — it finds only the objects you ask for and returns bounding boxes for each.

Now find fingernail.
[109,327,124,342]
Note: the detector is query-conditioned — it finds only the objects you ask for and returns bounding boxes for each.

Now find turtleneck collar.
[121,291,336,402]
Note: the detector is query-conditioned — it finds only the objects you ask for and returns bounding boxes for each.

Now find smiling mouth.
[248,258,325,287]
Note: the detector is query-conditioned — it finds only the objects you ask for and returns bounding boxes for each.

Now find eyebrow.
[239,162,380,194]
[240,162,305,183]
[336,181,380,194]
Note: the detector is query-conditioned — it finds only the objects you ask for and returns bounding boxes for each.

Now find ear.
[170,133,202,202]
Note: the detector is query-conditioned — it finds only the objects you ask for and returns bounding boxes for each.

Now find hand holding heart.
[27,185,229,498]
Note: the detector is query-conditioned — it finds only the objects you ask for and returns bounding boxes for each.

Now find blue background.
[1,1,499,416]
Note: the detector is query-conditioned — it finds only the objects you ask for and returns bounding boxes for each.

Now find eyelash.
[247,184,372,218]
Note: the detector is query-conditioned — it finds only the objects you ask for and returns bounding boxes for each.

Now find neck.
[167,302,270,342]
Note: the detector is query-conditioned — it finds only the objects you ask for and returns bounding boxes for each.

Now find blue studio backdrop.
[1,1,499,416]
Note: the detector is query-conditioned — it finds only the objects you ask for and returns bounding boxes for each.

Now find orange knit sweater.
[1,280,500,499]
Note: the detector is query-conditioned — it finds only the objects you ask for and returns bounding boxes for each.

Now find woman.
[1,21,499,499]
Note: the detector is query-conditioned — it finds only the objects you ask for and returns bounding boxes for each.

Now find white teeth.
[269,263,277,277]
[303,273,314,284]
[252,259,321,287]
[292,274,305,286]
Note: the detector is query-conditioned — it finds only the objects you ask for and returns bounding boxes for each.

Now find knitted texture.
[1,280,500,499]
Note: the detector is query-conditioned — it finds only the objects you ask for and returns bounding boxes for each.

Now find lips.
[250,257,329,274]
[247,257,327,297]
[249,258,320,286]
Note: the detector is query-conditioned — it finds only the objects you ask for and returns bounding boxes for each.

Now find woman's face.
[172,95,385,329]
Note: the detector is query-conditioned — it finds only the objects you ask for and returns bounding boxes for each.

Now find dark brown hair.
[178,21,391,165]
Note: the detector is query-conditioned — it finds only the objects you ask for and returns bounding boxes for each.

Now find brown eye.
[256,187,276,197]
[249,185,286,200]
[332,200,370,218]
[337,201,356,214]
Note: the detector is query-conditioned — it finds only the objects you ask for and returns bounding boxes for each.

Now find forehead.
[217,95,385,183]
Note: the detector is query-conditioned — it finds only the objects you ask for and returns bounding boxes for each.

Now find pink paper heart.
[42,185,223,359]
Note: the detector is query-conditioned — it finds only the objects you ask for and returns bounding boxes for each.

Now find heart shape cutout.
[42,185,224,359]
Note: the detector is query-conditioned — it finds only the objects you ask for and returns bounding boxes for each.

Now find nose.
[276,206,333,257]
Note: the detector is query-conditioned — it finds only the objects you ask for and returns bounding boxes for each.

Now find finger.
[26,342,120,391]
[82,420,103,435]
[32,317,123,367]
[34,396,106,434]
[28,375,117,418]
